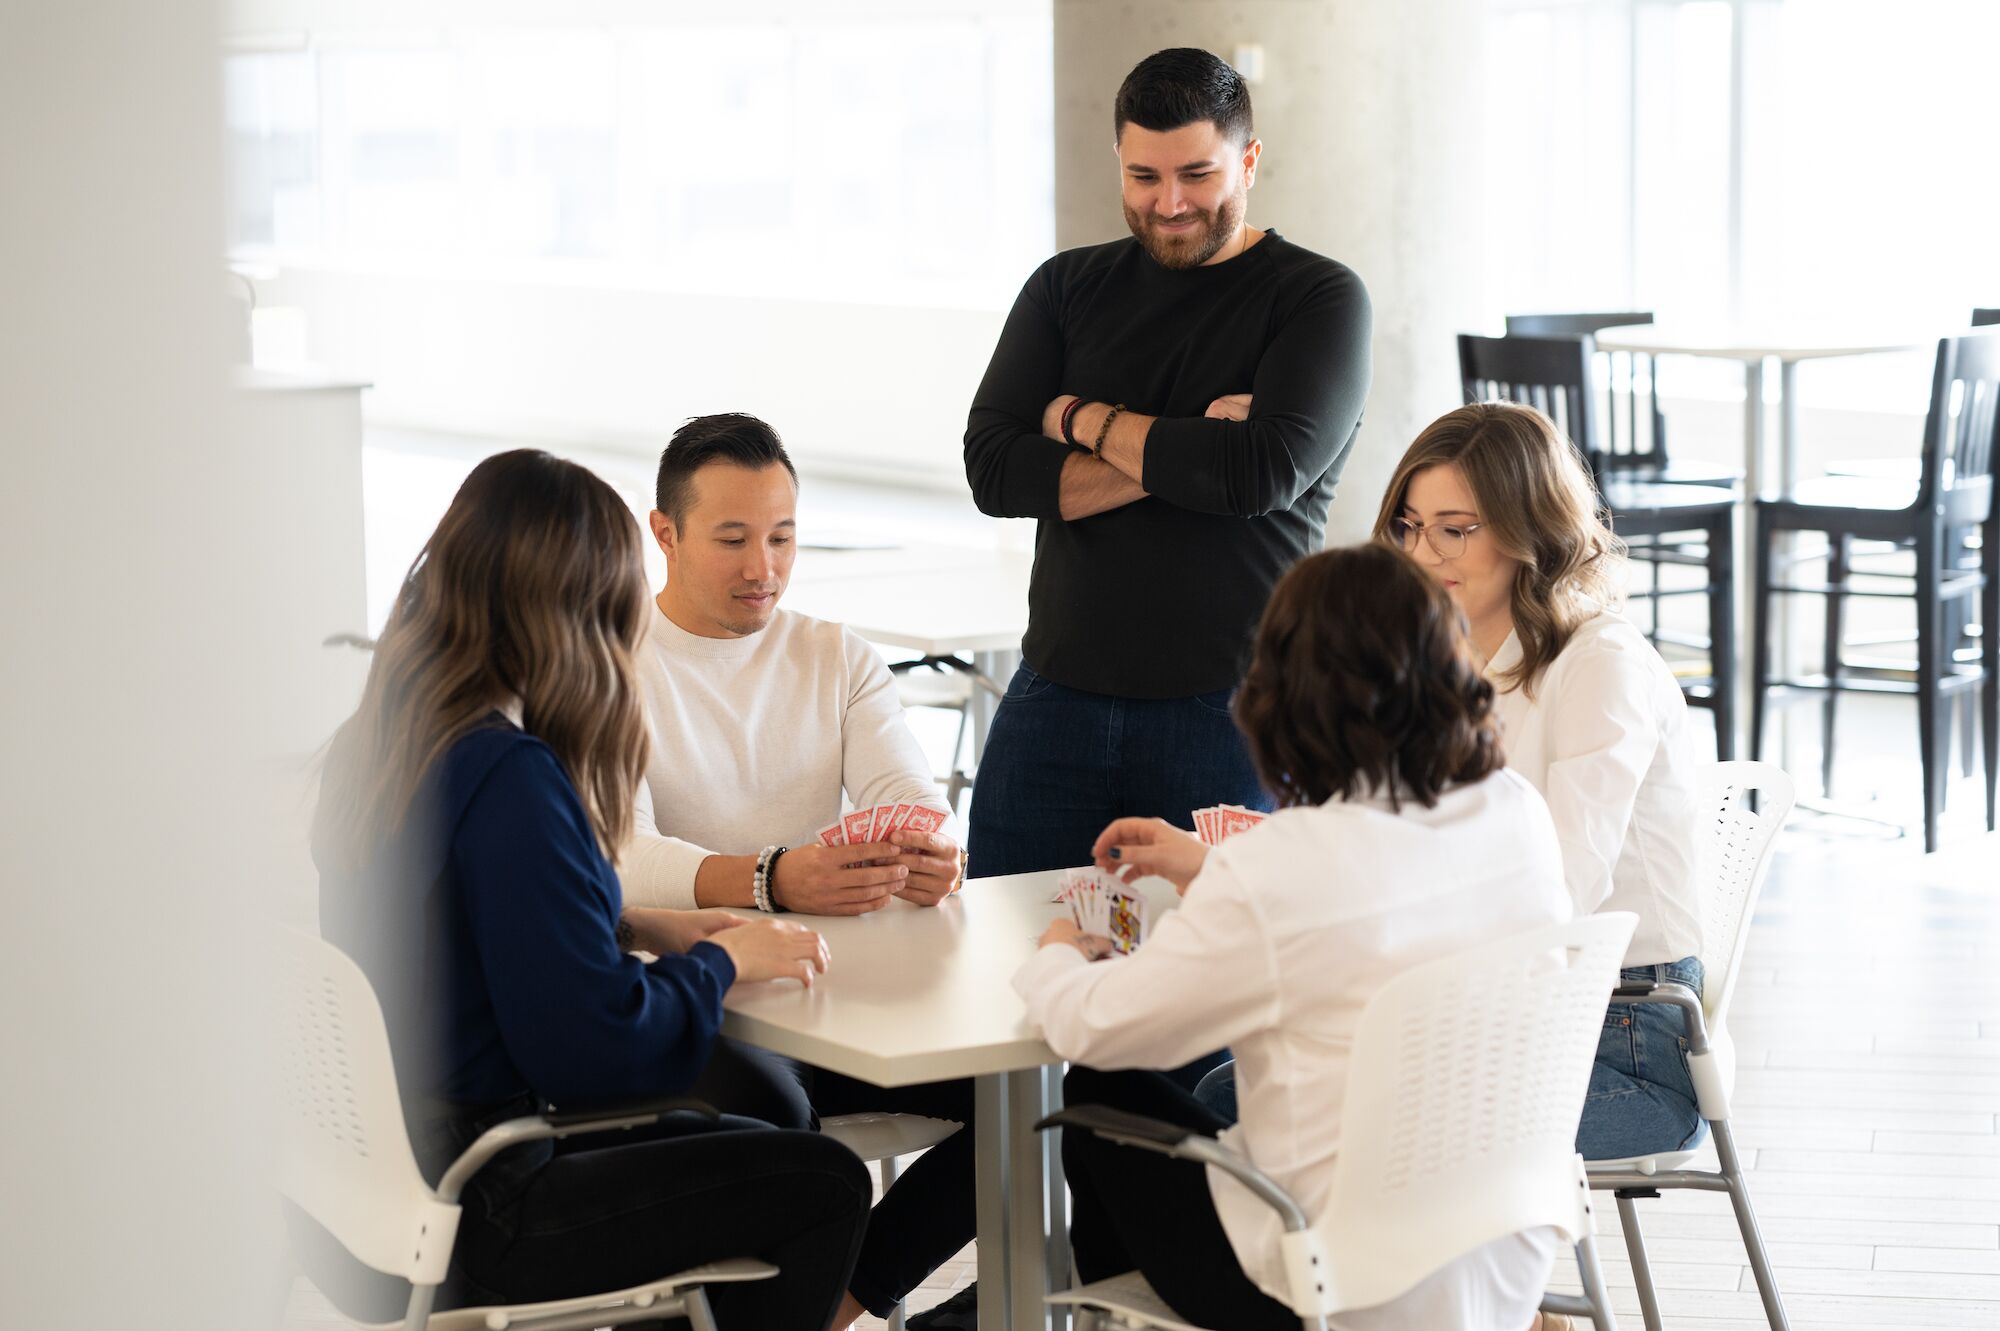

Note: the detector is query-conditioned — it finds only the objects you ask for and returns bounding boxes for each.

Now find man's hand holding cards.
[814,803,962,908]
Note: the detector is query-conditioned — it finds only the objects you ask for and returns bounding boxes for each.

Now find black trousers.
[690,1037,977,1318]
[290,1110,868,1331]
[1062,1065,1300,1331]
[456,1115,869,1330]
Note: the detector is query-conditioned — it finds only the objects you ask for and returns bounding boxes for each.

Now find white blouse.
[1487,609,1704,967]
[1013,771,1572,1330]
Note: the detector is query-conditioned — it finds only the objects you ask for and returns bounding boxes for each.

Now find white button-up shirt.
[1488,608,1703,966]
[1013,771,1572,1329]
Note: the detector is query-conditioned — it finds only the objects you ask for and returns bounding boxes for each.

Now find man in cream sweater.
[622,412,974,1330]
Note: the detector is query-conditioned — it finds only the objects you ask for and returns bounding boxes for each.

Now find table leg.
[1735,358,1768,761]
[974,1073,1012,1331]
[1775,358,1802,770]
[1009,1068,1055,1331]
[1041,1064,1071,1331]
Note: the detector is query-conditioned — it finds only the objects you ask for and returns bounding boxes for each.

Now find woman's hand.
[1037,916,1112,960]
[1091,816,1209,894]
[624,907,744,956]
[709,918,831,987]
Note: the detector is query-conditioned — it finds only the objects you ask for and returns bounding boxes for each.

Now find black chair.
[1974,309,2000,327]
[1750,334,2000,852]
[1459,333,1739,758]
[1505,311,1741,489]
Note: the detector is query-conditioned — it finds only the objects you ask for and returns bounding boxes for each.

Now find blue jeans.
[969,665,1271,879]
[1191,955,1711,1159]
[972,664,1264,1090]
[1578,956,1709,1161]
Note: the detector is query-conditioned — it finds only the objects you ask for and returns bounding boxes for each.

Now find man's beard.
[1124,188,1245,269]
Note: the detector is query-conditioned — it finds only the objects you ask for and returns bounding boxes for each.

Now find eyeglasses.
[1390,516,1485,560]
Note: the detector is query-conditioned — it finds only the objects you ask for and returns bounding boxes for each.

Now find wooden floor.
[282,820,2000,1330]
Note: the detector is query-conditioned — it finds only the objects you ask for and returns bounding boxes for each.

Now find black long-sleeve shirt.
[964,230,1371,698]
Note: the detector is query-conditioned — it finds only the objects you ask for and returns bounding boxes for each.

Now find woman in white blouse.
[1013,543,1574,1331]
[1374,401,1708,1165]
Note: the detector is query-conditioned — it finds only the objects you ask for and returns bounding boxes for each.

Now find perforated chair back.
[1693,761,1794,1033]
[275,927,463,1288]
[1308,912,1636,1314]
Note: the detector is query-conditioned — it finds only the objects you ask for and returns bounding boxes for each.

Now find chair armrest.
[434,1097,721,1204]
[1611,979,1712,1055]
[1036,1105,1312,1233]
[1035,1104,1199,1152]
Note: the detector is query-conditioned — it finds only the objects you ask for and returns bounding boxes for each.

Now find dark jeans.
[1578,956,1709,1161]
[969,665,1260,1091]
[289,1108,868,1330]
[689,1037,976,1318]
[1061,1066,1299,1331]
[968,664,1271,880]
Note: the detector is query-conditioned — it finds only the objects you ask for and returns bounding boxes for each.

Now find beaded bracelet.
[1092,403,1127,456]
[765,847,791,913]
[752,845,778,913]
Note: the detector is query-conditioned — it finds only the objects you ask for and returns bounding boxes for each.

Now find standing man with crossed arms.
[963,47,1372,886]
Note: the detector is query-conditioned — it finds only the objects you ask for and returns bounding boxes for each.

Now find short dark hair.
[1114,48,1254,146]
[654,412,798,529]
[1234,544,1503,810]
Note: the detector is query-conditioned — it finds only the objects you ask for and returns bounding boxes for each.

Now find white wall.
[262,265,1008,489]
[3,0,293,1323]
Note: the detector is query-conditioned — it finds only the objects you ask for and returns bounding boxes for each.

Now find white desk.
[785,544,1034,755]
[721,868,1183,1331]
[1592,328,1926,760]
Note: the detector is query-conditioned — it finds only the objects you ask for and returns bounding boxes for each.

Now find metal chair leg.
[1573,1232,1622,1331]
[1615,1193,1664,1331]
[1821,533,1849,795]
[1713,1119,1791,1331]
[881,1154,907,1331]
[684,1285,720,1331]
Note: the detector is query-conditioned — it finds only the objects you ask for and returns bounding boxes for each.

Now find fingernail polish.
[1108,847,1122,859]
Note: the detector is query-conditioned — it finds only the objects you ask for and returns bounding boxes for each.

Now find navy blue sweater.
[317,720,736,1127]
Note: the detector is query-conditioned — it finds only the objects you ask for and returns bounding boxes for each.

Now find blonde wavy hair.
[318,449,650,868]
[1371,402,1625,697]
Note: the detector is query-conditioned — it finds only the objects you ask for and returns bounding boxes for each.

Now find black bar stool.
[1459,332,1739,757]
[1750,334,2000,852]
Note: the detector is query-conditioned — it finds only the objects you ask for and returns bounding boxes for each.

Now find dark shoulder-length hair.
[1234,543,1503,809]
[318,449,651,868]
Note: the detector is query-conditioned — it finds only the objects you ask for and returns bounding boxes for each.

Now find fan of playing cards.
[816,802,948,847]
[1055,866,1150,955]
[1192,803,1268,846]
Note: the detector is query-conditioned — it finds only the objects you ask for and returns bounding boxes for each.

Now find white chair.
[275,927,779,1331]
[1039,913,1638,1331]
[1581,760,1796,1331]
[819,1112,964,1331]
[890,655,1001,815]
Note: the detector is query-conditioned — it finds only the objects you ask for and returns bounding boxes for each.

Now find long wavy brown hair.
[318,450,650,867]
[1371,402,1625,697]
[1234,544,1502,809]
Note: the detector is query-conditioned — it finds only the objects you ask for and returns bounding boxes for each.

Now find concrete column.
[1054,0,1485,543]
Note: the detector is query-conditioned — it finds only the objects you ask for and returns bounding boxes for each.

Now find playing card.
[885,802,916,837]
[1217,806,1268,840]
[1055,866,1148,954]
[841,808,875,845]
[817,820,846,847]
[904,806,947,837]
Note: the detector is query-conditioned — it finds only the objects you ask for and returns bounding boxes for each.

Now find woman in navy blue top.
[311,449,867,1328]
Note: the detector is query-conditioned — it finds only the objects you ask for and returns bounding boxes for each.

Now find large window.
[225,16,1055,311]
[1482,0,2000,408]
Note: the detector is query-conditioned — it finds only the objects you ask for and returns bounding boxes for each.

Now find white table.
[720,868,1182,1331]
[1592,327,1927,760]
[785,544,1034,756]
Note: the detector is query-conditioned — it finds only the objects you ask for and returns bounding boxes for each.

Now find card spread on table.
[816,803,947,848]
[1192,803,1269,846]
[1055,866,1149,955]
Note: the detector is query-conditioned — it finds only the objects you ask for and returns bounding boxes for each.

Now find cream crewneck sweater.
[621,604,948,910]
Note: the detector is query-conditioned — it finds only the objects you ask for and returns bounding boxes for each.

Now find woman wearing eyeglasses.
[1374,401,1708,1169]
